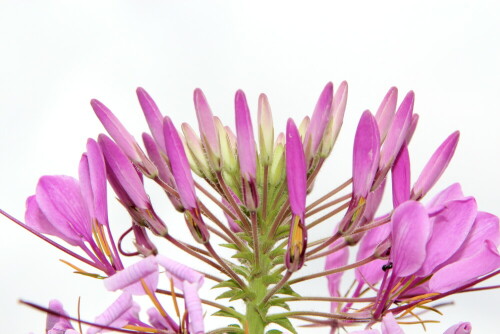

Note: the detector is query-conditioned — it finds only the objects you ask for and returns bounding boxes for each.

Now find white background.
[1,1,499,333]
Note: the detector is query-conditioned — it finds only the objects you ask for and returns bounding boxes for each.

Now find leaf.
[216,289,240,300]
[220,243,240,250]
[267,298,290,311]
[262,274,281,285]
[233,265,250,278]
[277,284,300,297]
[232,251,255,262]
[269,247,286,259]
[212,308,240,320]
[267,317,297,334]
[266,330,283,334]
[212,279,239,289]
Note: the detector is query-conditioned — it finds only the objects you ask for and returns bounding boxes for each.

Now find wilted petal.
[391,144,410,208]
[157,254,205,287]
[194,88,221,168]
[98,134,150,209]
[443,322,472,334]
[352,111,380,200]
[163,117,198,209]
[104,255,159,295]
[87,292,135,334]
[235,89,257,182]
[379,91,414,171]
[137,87,166,152]
[375,87,398,142]
[429,240,500,292]
[286,119,307,217]
[391,201,430,277]
[381,313,404,334]
[419,197,477,276]
[258,93,274,165]
[36,176,92,243]
[183,281,204,334]
[412,131,460,200]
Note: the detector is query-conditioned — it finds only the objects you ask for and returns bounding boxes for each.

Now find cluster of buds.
[3,81,499,334]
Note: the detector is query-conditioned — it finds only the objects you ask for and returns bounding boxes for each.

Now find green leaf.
[267,317,297,334]
[233,265,250,278]
[212,279,239,289]
[262,274,281,285]
[211,308,240,320]
[277,284,300,297]
[267,298,290,311]
[220,243,240,250]
[232,251,255,262]
[266,330,283,334]
[216,289,240,300]
[268,247,286,259]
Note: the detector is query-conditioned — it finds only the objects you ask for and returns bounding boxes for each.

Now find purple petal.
[325,240,349,312]
[157,255,204,287]
[418,197,477,276]
[303,82,334,162]
[375,87,398,142]
[194,88,221,163]
[286,119,307,217]
[381,313,404,334]
[355,222,391,285]
[147,308,179,331]
[104,255,159,295]
[36,175,91,243]
[430,239,500,292]
[25,196,80,246]
[443,322,472,334]
[163,117,198,209]
[391,144,410,208]
[352,111,380,200]
[379,91,414,170]
[391,201,431,277]
[426,183,465,212]
[183,281,204,334]
[46,300,73,332]
[98,134,149,209]
[137,87,166,153]
[235,89,257,182]
[412,131,460,200]
[87,292,135,334]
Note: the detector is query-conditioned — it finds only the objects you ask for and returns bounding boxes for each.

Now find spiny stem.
[306,193,352,217]
[270,310,371,321]
[269,181,287,213]
[267,201,291,240]
[216,172,251,230]
[274,295,376,303]
[251,211,260,266]
[205,242,247,289]
[306,178,352,211]
[288,255,376,285]
[261,271,291,305]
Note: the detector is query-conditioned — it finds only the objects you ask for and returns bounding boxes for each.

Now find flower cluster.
[3,82,499,334]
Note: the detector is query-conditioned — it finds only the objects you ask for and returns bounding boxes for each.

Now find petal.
[381,313,404,334]
[443,322,472,334]
[137,87,166,153]
[104,256,159,295]
[391,144,410,208]
[412,131,460,200]
[258,93,274,165]
[429,240,500,292]
[452,212,500,258]
[164,117,198,209]
[286,119,307,216]
[36,175,91,243]
[320,81,348,157]
[156,254,204,287]
[147,308,179,331]
[183,281,204,334]
[194,88,221,164]
[87,293,134,334]
[235,89,257,181]
[352,111,380,199]
[355,222,391,285]
[375,87,398,142]
[426,183,465,212]
[379,91,414,170]
[391,201,431,277]
[46,300,73,332]
[419,197,477,276]
[325,240,349,311]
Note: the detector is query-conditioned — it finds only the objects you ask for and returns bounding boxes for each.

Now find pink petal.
[418,197,477,276]
[286,119,307,217]
[36,175,91,243]
[452,212,500,259]
[325,240,349,311]
[412,131,460,200]
[46,300,73,332]
[355,222,391,285]
[194,88,221,162]
[352,111,380,200]
[426,183,465,212]
[183,281,204,334]
[157,254,204,287]
[429,240,500,292]
[104,256,159,296]
[375,87,398,143]
[443,322,472,334]
[87,292,135,334]
[391,201,430,277]
[137,87,166,153]
[391,144,410,208]
[147,308,179,331]
[381,313,404,334]
[235,89,257,181]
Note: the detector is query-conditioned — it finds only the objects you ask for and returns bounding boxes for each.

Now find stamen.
[140,278,170,320]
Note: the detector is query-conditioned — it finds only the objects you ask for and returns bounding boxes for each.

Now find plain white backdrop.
[1,1,499,333]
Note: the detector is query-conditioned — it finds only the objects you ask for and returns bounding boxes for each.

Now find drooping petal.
[235,89,257,182]
[352,111,380,200]
[443,322,472,334]
[381,313,404,334]
[419,197,477,276]
[164,117,198,209]
[412,131,460,200]
[325,240,349,312]
[87,292,135,334]
[137,87,166,152]
[258,93,274,166]
[36,175,92,243]
[194,88,221,169]
[379,91,414,171]
[104,255,159,295]
[391,201,431,277]
[429,240,500,292]
[156,254,204,287]
[286,119,307,217]
[391,144,410,208]
[375,87,398,143]
[98,134,150,209]
[303,82,334,164]
[183,281,205,334]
